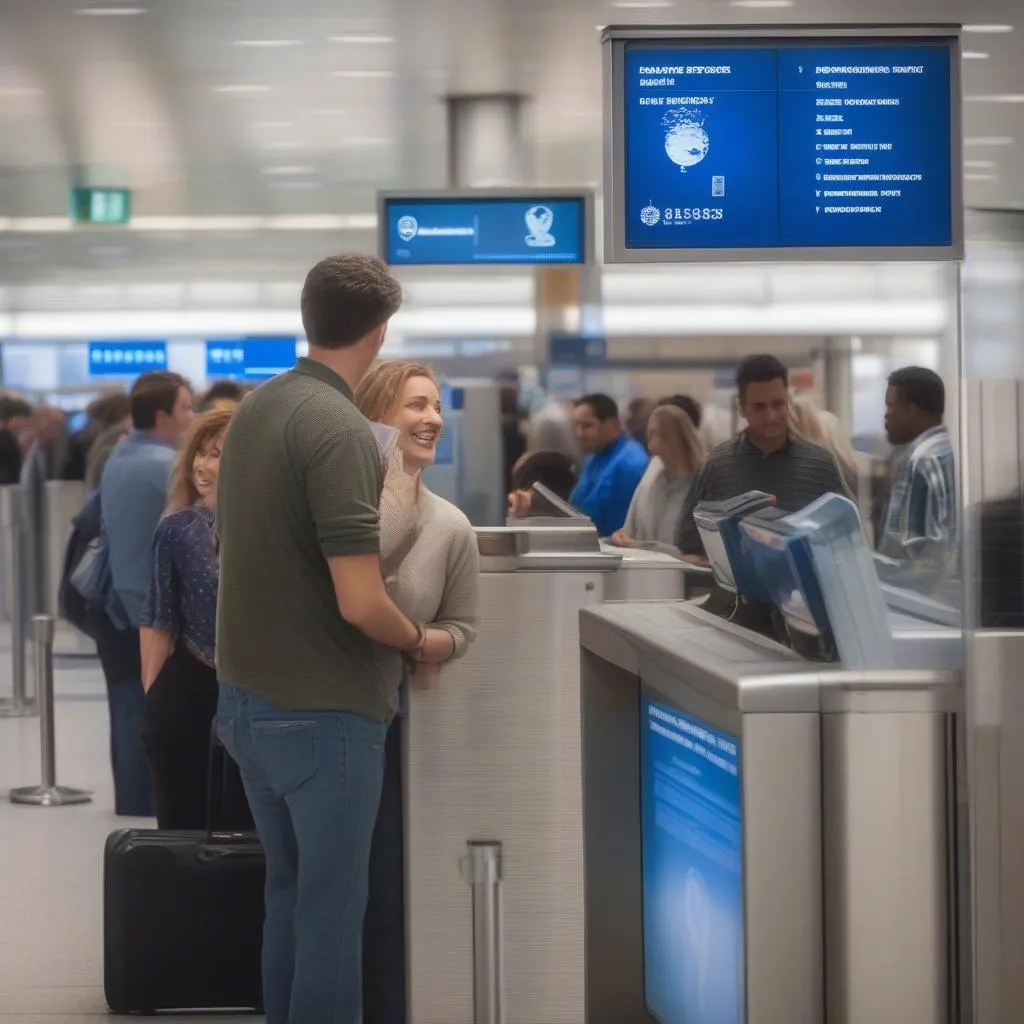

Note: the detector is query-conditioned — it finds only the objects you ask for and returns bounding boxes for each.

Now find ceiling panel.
[0,0,1017,279]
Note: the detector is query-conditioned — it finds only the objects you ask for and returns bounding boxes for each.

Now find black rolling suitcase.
[103,727,264,1014]
[103,829,264,1014]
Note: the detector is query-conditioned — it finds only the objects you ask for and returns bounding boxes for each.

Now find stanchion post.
[464,839,504,1024]
[10,615,91,806]
[0,487,33,717]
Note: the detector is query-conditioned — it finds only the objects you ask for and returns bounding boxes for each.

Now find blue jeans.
[216,683,388,1024]
[107,677,155,818]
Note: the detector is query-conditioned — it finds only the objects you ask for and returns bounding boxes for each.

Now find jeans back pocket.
[250,721,320,797]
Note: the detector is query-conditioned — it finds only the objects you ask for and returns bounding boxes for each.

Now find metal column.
[465,840,504,1024]
[10,615,91,806]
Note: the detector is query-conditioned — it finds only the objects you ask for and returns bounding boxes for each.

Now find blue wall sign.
[607,31,960,259]
[206,337,298,381]
[88,340,167,378]
[641,696,744,1024]
[382,194,588,265]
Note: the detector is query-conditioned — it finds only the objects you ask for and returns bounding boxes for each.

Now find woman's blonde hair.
[790,394,859,479]
[165,405,235,514]
[354,361,438,423]
[649,403,707,475]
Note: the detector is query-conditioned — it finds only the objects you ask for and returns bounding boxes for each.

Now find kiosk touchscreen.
[739,493,895,668]
[640,696,744,1024]
[692,491,776,600]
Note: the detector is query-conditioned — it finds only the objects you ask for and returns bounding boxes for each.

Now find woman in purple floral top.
[139,405,236,829]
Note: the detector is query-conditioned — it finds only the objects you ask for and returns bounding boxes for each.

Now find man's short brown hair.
[300,254,402,350]
[130,371,189,431]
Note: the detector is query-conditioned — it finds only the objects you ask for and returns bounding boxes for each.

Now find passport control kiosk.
[585,23,965,1024]
[580,493,964,1024]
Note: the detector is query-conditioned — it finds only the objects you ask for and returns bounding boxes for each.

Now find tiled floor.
[0,626,260,1022]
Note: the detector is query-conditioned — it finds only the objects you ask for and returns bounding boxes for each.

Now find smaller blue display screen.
[88,340,167,378]
[641,695,745,1024]
[206,338,298,381]
[383,196,586,265]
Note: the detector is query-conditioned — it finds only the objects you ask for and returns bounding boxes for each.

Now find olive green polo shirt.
[215,357,403,720]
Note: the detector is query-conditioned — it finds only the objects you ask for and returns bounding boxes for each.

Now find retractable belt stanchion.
[463,840,505,1024]
[0,487,34,717]
[10,615,91,806]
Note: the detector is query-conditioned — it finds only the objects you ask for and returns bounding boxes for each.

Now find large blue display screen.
[623,40,953,250]
[641,696,744,1024]
[383,196,586,265]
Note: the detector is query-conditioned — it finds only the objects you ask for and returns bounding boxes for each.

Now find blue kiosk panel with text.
[206,338,298,381]
[382,195,587,265]
[88,341,167,378]
[641,696,745,1024]
[608,29,960,259]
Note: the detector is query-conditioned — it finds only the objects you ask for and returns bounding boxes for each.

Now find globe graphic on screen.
[664,121,710,172]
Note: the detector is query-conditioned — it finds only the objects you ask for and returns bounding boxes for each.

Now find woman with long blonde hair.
[790,394,860,495]
[138,404,242,830]
[610,402,707,556]
[353,360,480,1023]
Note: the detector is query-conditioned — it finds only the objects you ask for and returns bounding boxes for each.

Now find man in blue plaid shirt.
[876,366,957,595]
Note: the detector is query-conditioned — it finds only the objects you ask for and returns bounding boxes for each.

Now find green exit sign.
[70,187,132,225]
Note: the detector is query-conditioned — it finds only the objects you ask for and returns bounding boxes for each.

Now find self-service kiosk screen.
[641,695,744,1024]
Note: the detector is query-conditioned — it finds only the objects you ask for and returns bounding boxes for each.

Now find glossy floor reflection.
[0,627,260,1023]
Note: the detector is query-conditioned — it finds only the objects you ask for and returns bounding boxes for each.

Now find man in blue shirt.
[876,366,957,596]
[570,393,648,537]
[100,371,194,815]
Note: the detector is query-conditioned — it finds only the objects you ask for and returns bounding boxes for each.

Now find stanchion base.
[10,785,92,806]
[0,698,36,718]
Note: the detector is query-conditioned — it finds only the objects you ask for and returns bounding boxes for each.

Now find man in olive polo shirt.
[215,254,446,1024]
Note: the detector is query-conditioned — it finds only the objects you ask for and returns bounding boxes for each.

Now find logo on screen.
[640,202,661,227]
[524,205,556,247]
[662,108,710,173]
[397,215,419,242]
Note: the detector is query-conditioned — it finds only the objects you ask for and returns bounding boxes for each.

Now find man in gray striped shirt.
[675,354,851,558]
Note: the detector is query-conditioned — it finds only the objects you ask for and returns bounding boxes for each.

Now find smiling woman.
[138,404,252,833]
[353,359,481,1020]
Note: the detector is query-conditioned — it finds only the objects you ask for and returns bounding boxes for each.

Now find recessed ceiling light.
[967,94,1024,103]
[75,6,146,13]
[268,181,322,190]
[609,0,673,7]
[965,136,1014,146]
[331,70,396,79]
[962,51,990,59]
[964,159,996,169]
[213,84,272,94]
[965,173,997,182]
[233,39,302,48]
[262,165,315,176]
[731,0,794,8]
[963,24,1014,33]
[327,35,394,44]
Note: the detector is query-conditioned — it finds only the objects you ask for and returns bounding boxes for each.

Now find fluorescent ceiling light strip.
[602,301,948,334]
[0,215,378,233]
[11,310,305,339]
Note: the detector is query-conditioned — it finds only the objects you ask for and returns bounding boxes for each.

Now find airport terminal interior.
[0,0,1023,1021]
